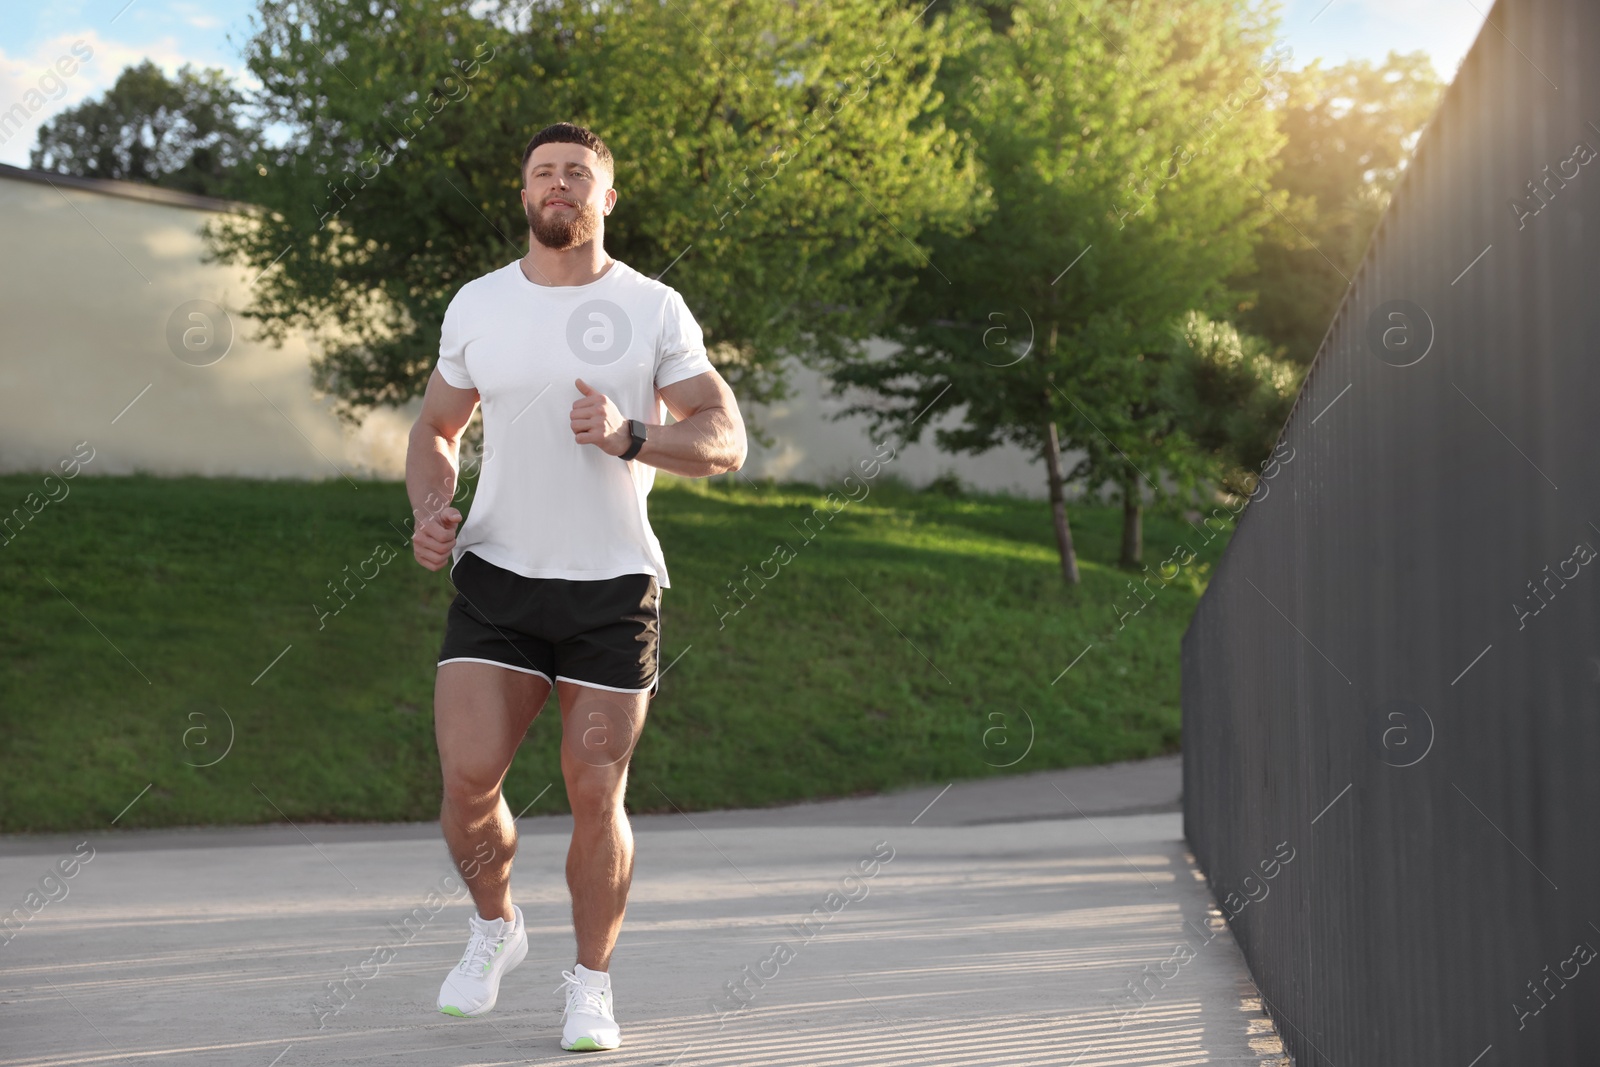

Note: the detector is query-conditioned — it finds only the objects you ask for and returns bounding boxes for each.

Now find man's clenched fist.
[570,377,628,456]
[413,506,462,571]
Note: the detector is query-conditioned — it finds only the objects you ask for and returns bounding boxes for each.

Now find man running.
[405,121,747,1052]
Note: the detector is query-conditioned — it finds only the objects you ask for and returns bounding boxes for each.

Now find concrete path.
[0,758,1288,1066]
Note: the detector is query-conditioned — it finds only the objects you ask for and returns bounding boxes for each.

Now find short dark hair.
[520,123,614,185]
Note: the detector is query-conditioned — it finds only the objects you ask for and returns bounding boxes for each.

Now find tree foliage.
[30,59,262,198]
[1235,50,1444,364]
[1158,311,1302,497]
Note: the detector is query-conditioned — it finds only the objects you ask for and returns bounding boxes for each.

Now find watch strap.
[620,419,647,461]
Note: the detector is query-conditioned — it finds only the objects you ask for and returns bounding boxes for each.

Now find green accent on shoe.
[439,1005,470,1018]
[565,1037,604,1051]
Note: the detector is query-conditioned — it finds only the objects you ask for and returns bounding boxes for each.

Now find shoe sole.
[561,1036,621,1051]
[438,931,530,1018]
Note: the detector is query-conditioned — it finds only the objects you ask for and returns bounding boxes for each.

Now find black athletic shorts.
[438,550,662,696]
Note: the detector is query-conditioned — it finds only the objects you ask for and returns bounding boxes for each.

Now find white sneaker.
[557,963,621,1051]
[437,905,527,1018]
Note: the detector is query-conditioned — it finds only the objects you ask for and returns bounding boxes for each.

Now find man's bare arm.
[644,369,746,477]
[406,369,480,570]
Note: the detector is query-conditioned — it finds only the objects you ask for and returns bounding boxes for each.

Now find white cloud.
[170,2,223,31]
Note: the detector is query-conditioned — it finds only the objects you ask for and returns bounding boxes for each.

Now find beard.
[525,196,601,250]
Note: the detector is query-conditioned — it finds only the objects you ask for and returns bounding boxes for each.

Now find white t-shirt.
[434,258,715,588]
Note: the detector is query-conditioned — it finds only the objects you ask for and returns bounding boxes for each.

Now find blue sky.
[0,0,1491,167]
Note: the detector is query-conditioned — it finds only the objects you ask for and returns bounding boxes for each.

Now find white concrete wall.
[0,171,415,481]
[0,169,1060,498]
[736,350,1054,499]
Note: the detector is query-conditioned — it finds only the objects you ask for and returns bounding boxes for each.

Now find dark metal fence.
[1182,0,1600,1063]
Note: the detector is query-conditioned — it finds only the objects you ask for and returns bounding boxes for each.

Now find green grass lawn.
[0,470,1231,833]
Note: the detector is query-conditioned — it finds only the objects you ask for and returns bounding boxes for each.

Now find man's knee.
[441,763,506,812]
[562,761,626,819]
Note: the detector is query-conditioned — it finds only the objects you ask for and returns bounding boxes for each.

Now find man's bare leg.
[556,680,649,971]
[436,661,551,920]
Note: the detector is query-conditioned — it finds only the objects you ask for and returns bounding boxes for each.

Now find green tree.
[823,0,1285,581]
[206,0,983,423]
[1077,51,1433,562]
[1158,311,1302,497]
[1035,310,1296,568]
[30,59,261,198]
[1235,50,1444,364]
[1064,317,1212,569]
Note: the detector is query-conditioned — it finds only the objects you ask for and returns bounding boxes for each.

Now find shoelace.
[457,924,505,976]
[555,969,611,1019]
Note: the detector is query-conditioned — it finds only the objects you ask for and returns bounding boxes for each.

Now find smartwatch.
[620,418,647,461]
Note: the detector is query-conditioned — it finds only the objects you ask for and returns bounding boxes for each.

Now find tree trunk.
[1119,479,1142,568]
[1043,415,1081,585]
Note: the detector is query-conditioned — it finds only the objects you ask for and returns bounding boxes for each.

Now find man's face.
[521,144,614,250]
